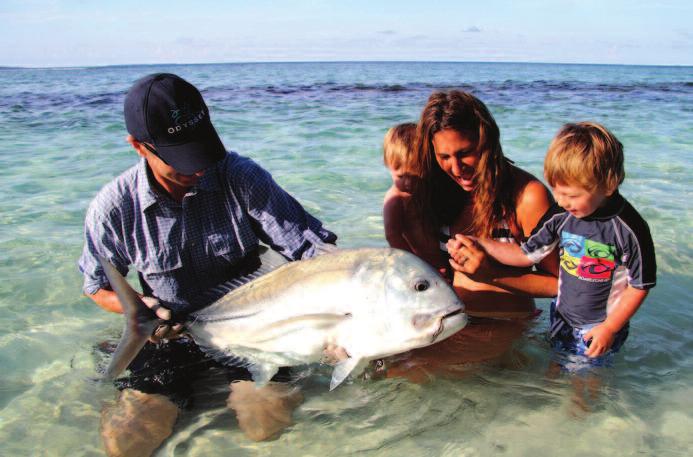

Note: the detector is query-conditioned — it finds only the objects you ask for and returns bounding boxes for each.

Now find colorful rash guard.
[521,192,656,328]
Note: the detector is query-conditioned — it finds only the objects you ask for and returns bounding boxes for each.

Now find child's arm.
[583,286,649,358]
[476,236,534,268]
[383,192,412,252]
[445,234,557,297]
[448,234,533,268]
[584,207,656,358]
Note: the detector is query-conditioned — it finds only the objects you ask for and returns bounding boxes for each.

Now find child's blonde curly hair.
[544,121,625,193]
[383,122,418,175]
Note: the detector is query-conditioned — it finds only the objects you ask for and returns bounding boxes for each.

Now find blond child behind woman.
[383,123,446,274]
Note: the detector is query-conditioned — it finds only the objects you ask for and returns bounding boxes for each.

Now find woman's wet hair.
[416,90,516,237]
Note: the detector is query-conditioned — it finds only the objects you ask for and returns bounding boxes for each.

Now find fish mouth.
[442,307,464,322]
[431,307,467,343]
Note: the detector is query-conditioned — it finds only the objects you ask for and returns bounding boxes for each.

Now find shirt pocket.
[205,232,239,264]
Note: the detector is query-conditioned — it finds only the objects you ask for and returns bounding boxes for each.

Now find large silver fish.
[98,247,467,390]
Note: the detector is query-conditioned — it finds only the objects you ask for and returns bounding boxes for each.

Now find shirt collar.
[584,191,625,221]
[136,159,159,210]
[136,157,222,210]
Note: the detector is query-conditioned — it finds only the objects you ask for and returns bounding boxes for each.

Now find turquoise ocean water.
[0,62,691,456]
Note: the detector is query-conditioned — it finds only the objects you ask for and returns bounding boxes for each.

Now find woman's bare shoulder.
[509,167,553,235]
[510,166,550,206]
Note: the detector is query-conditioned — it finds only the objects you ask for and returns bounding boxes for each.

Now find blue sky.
[1,0,691,67]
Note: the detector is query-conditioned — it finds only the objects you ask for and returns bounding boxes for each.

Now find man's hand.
[149,323,185,343]
[314,242,338,256]
[140,296,185,343]
[140,296,171,320]
[583,323,617,358]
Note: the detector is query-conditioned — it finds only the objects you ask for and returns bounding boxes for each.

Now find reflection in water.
[383,317,532,383]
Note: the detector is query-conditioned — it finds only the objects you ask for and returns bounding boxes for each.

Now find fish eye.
[414,279,430,292]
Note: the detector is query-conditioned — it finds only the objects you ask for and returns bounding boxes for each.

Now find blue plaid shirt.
[78,151,337,312]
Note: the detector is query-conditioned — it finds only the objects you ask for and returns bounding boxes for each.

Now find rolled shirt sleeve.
[228,154,337,260]
[78,202,129,295]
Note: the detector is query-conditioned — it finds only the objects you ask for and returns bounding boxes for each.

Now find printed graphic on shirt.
[560,232,616,282]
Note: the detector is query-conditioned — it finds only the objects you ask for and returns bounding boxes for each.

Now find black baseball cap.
[124,73,226,174]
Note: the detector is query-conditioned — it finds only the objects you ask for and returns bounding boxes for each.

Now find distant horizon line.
[1,59,692,70]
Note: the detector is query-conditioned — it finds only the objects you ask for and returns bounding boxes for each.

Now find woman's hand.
[446,234,493,281]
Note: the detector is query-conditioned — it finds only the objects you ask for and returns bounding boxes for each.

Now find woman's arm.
[448,240,558,297]
[448,178,559,298]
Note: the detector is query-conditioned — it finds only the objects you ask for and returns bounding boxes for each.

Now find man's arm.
[86,287,171,318]
[234,158,337,260]
[87,288,124,314]
[86,286,177,342]
[583,286,649,357]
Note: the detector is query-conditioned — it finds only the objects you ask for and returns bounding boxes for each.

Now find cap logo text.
[167,104,206,134]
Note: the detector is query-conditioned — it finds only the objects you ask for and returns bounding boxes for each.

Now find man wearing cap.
[78,73,337,457]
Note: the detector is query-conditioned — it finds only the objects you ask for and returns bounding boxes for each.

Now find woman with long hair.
[384,90,559,382]
[414,90,558,318]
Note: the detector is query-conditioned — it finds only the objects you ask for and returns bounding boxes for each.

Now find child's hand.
[583,323,617,358]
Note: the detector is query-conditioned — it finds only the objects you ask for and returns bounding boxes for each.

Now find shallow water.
[0,62,691,456]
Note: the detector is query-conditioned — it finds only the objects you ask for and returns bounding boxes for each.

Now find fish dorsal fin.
[97,255,160,380]
[330,357,366,391]
[200,245,289,304]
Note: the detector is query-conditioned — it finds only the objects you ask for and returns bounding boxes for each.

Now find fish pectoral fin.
[330,357,366,391]
[248,363,279,387]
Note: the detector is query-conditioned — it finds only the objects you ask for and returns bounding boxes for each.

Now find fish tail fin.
[97,256,159,380]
